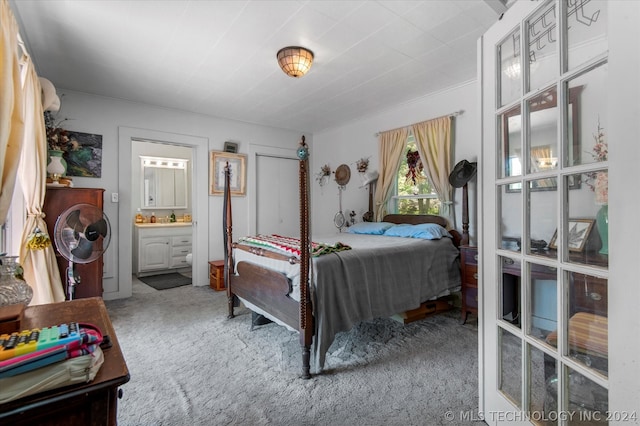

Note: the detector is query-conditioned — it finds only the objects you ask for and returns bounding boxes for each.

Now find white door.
[480,1,640,424]
[256,154,299,236]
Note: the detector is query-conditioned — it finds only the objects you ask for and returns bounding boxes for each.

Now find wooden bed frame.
[223,136,468,378]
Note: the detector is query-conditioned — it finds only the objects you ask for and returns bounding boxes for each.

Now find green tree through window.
[392,135,440,215]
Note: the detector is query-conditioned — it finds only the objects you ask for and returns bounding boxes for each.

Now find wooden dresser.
[460,245,478,324]
[42,187,105,299]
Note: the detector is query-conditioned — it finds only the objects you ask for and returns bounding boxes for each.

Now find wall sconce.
[277,46,314,78]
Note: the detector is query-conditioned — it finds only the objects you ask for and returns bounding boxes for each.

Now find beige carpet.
[105,281,483,426]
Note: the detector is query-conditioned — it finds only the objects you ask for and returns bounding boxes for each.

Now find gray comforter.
[310,233,461,370]
[234,233,461,371]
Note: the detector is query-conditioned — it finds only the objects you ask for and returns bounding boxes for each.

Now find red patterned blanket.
[238,234,351,258]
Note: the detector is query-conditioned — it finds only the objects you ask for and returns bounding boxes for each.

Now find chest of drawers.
[460,246,478,324]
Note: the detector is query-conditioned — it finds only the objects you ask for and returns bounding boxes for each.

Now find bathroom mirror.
[141,156,188,209]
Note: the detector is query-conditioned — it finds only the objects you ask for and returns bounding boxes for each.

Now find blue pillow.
[383,223,451,240]
[346,222,394,235]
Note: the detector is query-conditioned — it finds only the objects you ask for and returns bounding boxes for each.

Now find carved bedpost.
[223,161,236,319]
[461,182,470,246]
[297,135,313,379]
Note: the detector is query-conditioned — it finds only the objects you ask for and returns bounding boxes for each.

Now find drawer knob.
[473,273,478,280]
[473,254,478,261]
[503,258,515,265]
[589,292,602,301]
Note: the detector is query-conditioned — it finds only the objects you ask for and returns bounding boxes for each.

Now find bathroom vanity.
[134,223,192,277]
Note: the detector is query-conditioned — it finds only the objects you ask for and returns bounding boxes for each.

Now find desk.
[0,298,129,425]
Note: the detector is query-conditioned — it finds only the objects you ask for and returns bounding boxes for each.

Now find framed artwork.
[548,219,595,252]
[210,151,246,196]
[64,130,103,177]
[223,141,238,153]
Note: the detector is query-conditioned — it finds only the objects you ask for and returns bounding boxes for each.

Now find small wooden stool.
[209,260,225,291]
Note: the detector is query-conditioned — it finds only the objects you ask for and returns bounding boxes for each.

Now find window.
[389,134,440,215]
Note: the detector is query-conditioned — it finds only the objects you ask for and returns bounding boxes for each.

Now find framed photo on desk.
[548,219,595,252]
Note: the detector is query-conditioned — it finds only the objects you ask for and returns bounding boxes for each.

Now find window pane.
[395,198,440,215]
[501,256,521,328]
[499,29,522,107]
[566,367,608,424]
[567,0,608,71]
[499,327,522,407]
[501,106,522,179]
[567,172,608,268]
[528,2,557,92]
[567,64,608,167]
[527,178,558,256]
[528,272,557,343]
[568,272,608,376]
[529,344,557,425]
[528,88,558,175]
[500,184,522,252]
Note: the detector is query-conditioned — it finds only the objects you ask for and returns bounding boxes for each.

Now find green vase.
[596,204,608,255]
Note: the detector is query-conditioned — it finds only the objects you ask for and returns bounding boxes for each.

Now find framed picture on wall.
[548,218,595,252]
[210,151,247,196]
[223,141,238,153]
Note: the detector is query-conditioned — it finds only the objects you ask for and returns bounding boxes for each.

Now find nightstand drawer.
[572,274,607,316]
[463,265,478,285]
[461,246,478,266]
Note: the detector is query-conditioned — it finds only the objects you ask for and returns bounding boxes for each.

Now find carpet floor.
[105,282,483,426]
[136,272,191,290]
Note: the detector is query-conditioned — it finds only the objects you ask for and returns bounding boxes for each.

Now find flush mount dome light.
[277,46,314,78]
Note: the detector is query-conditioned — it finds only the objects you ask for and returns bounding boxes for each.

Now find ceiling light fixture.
[277,46,314,78]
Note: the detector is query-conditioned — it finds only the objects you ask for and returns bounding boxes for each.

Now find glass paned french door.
[484,1,611,424]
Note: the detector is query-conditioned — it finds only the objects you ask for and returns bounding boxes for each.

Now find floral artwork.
[355,157,369,173]
[64,131,103,177]
[316,164,331,186]
[584,121,608,204]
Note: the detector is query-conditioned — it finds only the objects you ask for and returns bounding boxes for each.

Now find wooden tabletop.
[0,297,130,417]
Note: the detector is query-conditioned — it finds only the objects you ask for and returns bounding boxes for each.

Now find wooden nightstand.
[460,246,478,324]
[209,260,225,291]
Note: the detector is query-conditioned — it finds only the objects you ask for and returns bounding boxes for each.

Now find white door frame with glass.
[479,1,640,425]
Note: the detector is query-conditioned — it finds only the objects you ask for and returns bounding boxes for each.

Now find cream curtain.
[0,0,25,226]
[18,57,66,305]
[374,128,408,221]
[412,116,454,224]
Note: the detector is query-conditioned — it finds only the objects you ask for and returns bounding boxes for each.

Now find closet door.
[480,1,639,424]
[255,154,299,236]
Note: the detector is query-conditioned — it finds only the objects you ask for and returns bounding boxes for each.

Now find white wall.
[311,81,480,243]
[54,90,307,299]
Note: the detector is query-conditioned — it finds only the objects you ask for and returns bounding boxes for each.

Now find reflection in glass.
[568,272,608,376]
[566,367,608,424]
[567,0,608,71]
[528,272,557,342]
[528,3,557,91]
[499,328,522,407]
[528,89,558,174]
[529,344,556,425]
[500,184,522,252]
[501,256,521,328]
[527,179,557,255]
[567,172,608,268]
[499,29,522,107]
[567,64,608,167]
[501,111,522,179]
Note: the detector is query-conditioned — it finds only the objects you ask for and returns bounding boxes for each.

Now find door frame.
[116,127,208,299]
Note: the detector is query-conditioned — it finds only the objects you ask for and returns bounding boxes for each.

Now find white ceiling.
[11,0,508,133]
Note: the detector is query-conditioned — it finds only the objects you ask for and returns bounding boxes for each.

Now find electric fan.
[53,203,111,300]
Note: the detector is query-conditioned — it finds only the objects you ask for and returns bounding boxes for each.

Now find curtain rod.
[374,110,464,137]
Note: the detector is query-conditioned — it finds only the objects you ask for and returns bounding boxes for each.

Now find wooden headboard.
[382,214,464,248]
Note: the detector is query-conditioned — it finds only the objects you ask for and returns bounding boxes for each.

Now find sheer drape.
[18,58,65,305]
[412,116,454,224]
[0,0,25,225]
[374,128,408,221]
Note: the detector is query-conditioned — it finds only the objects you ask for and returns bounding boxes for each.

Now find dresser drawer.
[172,246,191,257]
[170,255,189,268]
[461,246,478,266]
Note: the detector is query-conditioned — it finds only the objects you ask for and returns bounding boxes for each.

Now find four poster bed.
[223,137,468,378]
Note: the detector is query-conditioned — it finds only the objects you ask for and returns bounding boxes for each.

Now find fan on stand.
[54,203,111,300]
